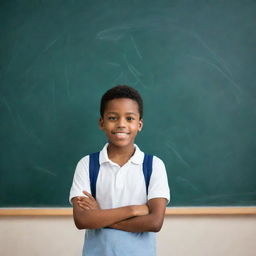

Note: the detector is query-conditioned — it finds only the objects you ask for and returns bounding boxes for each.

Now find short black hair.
[100,85,143,119]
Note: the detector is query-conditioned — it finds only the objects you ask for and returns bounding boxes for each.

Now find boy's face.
[99,98,143,148]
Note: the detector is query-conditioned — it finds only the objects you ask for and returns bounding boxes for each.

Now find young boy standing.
[69,85,170,256]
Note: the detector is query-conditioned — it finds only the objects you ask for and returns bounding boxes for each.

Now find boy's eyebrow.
[125,112,137,116]
[106,112,118,115]
[106,112,138,116]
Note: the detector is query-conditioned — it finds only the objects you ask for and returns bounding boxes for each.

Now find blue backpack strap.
[89,152,153,197]
[89,152,100,198]
[143,153,153,195]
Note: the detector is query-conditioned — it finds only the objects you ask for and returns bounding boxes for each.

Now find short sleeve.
[69,155,91,205]
[147,156,170,204]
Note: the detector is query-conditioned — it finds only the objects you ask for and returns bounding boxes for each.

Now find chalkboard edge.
[0,207,256,216]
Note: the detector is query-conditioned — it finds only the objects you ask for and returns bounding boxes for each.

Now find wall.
[0,215,255,256]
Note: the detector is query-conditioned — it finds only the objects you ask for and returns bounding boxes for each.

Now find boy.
[69,85,170,256]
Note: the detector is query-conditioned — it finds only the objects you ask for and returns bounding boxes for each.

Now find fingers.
[77,196,90,202]
[78,202,90,210]
[77,196,97,210]
[82,191,95,200]
[77,197,91,205]
[77,198,91,210]
[77,191,100,211]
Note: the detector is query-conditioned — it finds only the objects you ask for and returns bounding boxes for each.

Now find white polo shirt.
[69,143,170,208]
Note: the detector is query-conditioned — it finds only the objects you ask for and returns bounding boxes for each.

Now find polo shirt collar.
[99,143,144,165]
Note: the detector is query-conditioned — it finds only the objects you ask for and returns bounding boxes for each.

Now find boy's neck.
[107,143,136,166]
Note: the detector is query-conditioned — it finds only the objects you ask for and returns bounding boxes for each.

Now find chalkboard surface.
[1,0,256,207]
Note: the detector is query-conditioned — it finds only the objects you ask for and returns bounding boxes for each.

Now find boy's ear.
[138,119,143,131]
[99,117,104,130]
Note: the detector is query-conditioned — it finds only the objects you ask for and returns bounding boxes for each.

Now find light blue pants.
[83,228,156,256]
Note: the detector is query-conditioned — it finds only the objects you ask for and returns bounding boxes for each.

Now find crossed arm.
[72,191,167,232]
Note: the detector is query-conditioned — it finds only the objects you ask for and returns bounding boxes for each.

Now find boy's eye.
[127,117,134,121]
[108,116,117,120]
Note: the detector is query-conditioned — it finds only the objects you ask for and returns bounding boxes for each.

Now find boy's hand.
[77,191,100,210]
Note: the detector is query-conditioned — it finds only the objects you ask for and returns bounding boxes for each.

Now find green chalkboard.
[1,0,256,207]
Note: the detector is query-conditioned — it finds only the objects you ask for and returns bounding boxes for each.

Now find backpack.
[89,152,153,198]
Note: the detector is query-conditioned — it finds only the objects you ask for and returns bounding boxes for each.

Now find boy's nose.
[117,117,126,128]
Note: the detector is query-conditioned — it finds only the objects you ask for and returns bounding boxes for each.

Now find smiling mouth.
[112,132,130,138]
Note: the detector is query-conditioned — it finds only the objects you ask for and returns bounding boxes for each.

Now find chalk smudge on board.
[114,71,124,83]
[123,54,146,88]
[52,79,57,121]
[165,142,190,168]
[188,55,241,93]
[16,114,44,146]
[1,96,18,127]
[130,35,143,59]
[107,62,121,67]
[190,31,233,78]
[176,176,201,193]
[34,166,57,177]
[64,63,71,99]
[24,38,58,75]
[43,38,58,53]
[96,25,131,41]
